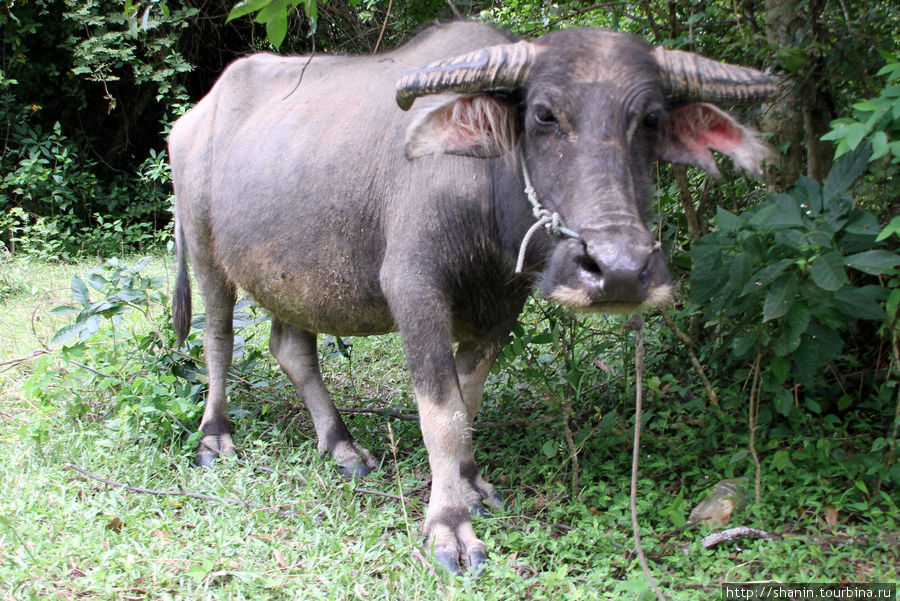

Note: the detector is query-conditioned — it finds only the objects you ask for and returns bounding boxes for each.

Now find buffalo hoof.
[432,548,489,577]
[337,457,373,479]
[328,439,379,480]
[467,490,506,517]
[194,433,237,467]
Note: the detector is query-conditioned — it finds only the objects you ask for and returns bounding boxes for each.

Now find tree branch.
[65,463,244,504]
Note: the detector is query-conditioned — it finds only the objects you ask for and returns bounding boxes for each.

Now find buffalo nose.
[576,238,661,302]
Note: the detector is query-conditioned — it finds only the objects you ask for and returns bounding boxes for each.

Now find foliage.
[822,55,900,164]
[689,144,899,434]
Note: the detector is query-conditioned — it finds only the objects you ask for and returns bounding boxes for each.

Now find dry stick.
[372,0,393,55]
[882,328,900,491]
[626,314,668,601]
[748,354,763,504]
[561,400,579,497]
[659,308,719,407]
[386,421,415,546]
[65,463,243,504]
[0,348,52,368]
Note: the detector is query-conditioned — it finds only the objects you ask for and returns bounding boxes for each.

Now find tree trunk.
[762,0,805,192]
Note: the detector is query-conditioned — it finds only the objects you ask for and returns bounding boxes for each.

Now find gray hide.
[169,21,774,573]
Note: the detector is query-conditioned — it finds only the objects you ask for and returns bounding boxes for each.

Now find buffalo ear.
[656,103,768,178]
[403,94,518,159]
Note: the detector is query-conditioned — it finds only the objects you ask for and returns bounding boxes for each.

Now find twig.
[748,354,763,504]
[386,421,414,544]
[0,348,53,368]
[625,314,668,601]
[65,463,243,504]
[282,40,316,101]
[561,400,579,497]
[445,0,462,19]
[660,308,719,407]
[335,406,419,422]
[372,0,393,54]
[701,526,778,549]
[412,548,447,594]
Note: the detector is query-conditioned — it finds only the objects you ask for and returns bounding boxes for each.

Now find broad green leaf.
[810,251,847,291]
[871,131,889,160]
[833,286,887,320]
[731,332,758,358]
[823,143,871,206]
[716,206,740,233]
[87,272,108,291]
[772,301,810,356]
[741,259,793,297]
[767,194,804,229]
[50,305,79,317]
[843,209,880,236]
[227,0,271,22]
[876,215,900,241]
[51,323,84,347]
[771,356,790,383]
[805,324,844,361]
[772,450,793,471]
[843,250,900,275]
[763,273,799,322]
[264,4,289,49]
[70,276,90,308]
[791,176,822,215]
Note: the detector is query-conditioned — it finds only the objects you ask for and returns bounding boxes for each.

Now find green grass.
[1,255,897,600]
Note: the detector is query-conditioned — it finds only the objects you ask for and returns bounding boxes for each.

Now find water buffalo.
[169,20,775,573]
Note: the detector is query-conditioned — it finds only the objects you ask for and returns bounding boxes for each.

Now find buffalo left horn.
[654,46,779,103]
[396,41,537,111]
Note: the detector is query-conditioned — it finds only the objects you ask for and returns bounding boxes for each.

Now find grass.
[0,254,898,600]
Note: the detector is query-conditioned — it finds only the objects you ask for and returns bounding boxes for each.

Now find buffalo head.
[396,28,776,314]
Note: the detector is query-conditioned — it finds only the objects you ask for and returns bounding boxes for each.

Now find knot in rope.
[515,151,582,274]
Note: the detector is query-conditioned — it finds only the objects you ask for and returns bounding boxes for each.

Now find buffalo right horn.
[396,41,537,111]
[654,46,779,103]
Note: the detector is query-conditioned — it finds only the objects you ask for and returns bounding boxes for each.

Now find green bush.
[689,144,899,416]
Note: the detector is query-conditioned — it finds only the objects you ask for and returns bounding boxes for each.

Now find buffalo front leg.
[268,321,377,478]
[388,301,488,573]
[194,272,237,466]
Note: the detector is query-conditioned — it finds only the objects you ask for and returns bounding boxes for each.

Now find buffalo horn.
[654,46,779,103]
[396,41,536,111]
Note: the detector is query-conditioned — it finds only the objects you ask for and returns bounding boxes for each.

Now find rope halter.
[515,149,582,274]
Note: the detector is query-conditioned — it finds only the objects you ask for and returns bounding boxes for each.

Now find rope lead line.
[515,149,583,274]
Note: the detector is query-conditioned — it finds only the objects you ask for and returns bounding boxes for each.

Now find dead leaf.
[273,549,288,568]
[105,517,123,533]
[825,505,839,526]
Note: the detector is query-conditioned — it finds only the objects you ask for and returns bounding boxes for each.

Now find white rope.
[515,149,582,274]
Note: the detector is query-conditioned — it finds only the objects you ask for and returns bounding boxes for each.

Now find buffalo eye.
[534,105,558,126]
[642,112,660,131]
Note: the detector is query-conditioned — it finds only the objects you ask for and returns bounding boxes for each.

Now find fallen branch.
[65,463,244,505]
[701,526,778,549]
[0,348,54,374]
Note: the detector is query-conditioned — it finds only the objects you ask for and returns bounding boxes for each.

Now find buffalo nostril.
[575,254,603,277]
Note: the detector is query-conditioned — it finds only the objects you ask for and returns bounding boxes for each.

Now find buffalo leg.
[193,266,238,466]
[268,320,377,478]
[383,289,488,573]
[455,335,509,515]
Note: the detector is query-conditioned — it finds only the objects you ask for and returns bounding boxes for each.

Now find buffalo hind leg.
[269,321,377,478]
[194,269,238,466]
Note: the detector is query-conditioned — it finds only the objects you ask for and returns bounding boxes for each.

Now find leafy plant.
[689,143,899,426]
[822,55,900,164]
